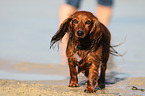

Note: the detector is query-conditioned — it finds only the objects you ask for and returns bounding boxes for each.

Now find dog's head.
[50,11,105,48]
[70,11,100,39]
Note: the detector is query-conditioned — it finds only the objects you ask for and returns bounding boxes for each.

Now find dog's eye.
[73,19,78,24]
[85,20,91,25]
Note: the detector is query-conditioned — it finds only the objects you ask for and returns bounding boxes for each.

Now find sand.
[0,60,145,96]
[0,77,145,96]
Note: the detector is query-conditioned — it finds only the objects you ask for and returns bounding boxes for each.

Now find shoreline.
[0,77,145,96]
[0,60,145,95]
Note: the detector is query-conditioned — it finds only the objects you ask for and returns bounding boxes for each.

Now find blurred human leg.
[59,1,80,64]
[96,0,113,26]
[59,4,77,24]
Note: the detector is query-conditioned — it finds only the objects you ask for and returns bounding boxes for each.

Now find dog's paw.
[68,82,79,87]
[99,84,105,89]
[84,87,96,93]
[98,79,105,89]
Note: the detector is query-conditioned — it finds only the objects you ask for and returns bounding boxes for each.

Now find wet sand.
[0,74,145,96]
[0,77,145,96]
[0,60,145,96]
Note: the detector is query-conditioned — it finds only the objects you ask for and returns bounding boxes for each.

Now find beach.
[0,61,145,96]
[0,77,145,96]
[0,0,145,95]
[0,60,145,96]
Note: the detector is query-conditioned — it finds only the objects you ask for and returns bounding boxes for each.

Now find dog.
[50,11,111,93]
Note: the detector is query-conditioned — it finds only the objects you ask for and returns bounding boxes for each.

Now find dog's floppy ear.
[90,17,102,41]
[90,17,111,45]
[50,17,72,48]
[100,22,111,41]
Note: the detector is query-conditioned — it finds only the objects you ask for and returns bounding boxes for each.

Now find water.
[0,0,62,64]
[0,70,67,80]
[0,0,145,80]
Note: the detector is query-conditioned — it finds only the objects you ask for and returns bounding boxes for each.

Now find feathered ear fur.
[89,17,111,47]
[100,22,111,43]
[90,17,100,34]
[90,17,102,43]
[50,17,72,48]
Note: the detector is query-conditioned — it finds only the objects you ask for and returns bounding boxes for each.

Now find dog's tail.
[110,36,127,61]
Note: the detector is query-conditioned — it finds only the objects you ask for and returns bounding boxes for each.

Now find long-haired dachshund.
[50,11,111,93]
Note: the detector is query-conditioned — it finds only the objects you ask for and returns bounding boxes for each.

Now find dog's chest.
[73,50,88,62]
[73,50,91,73]
[73,52,82,62]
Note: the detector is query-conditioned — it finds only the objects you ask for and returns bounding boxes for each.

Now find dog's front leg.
[84,61,99,93]
[98,60,107,89]
[68,58,79,87]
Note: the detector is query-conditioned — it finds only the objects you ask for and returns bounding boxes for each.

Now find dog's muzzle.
[77,30,84,36]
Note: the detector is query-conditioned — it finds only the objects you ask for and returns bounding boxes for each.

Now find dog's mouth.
[74,37,94,50]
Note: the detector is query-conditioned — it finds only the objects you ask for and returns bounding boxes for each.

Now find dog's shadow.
[79,57,129,89]
[78,71,128,87]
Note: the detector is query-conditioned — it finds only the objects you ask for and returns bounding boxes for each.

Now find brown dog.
[50,11,111,93]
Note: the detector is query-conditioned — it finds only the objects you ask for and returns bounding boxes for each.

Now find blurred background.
[0,0,145,80]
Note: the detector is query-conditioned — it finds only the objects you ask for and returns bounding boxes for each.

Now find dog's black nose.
[77,31,84,36]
